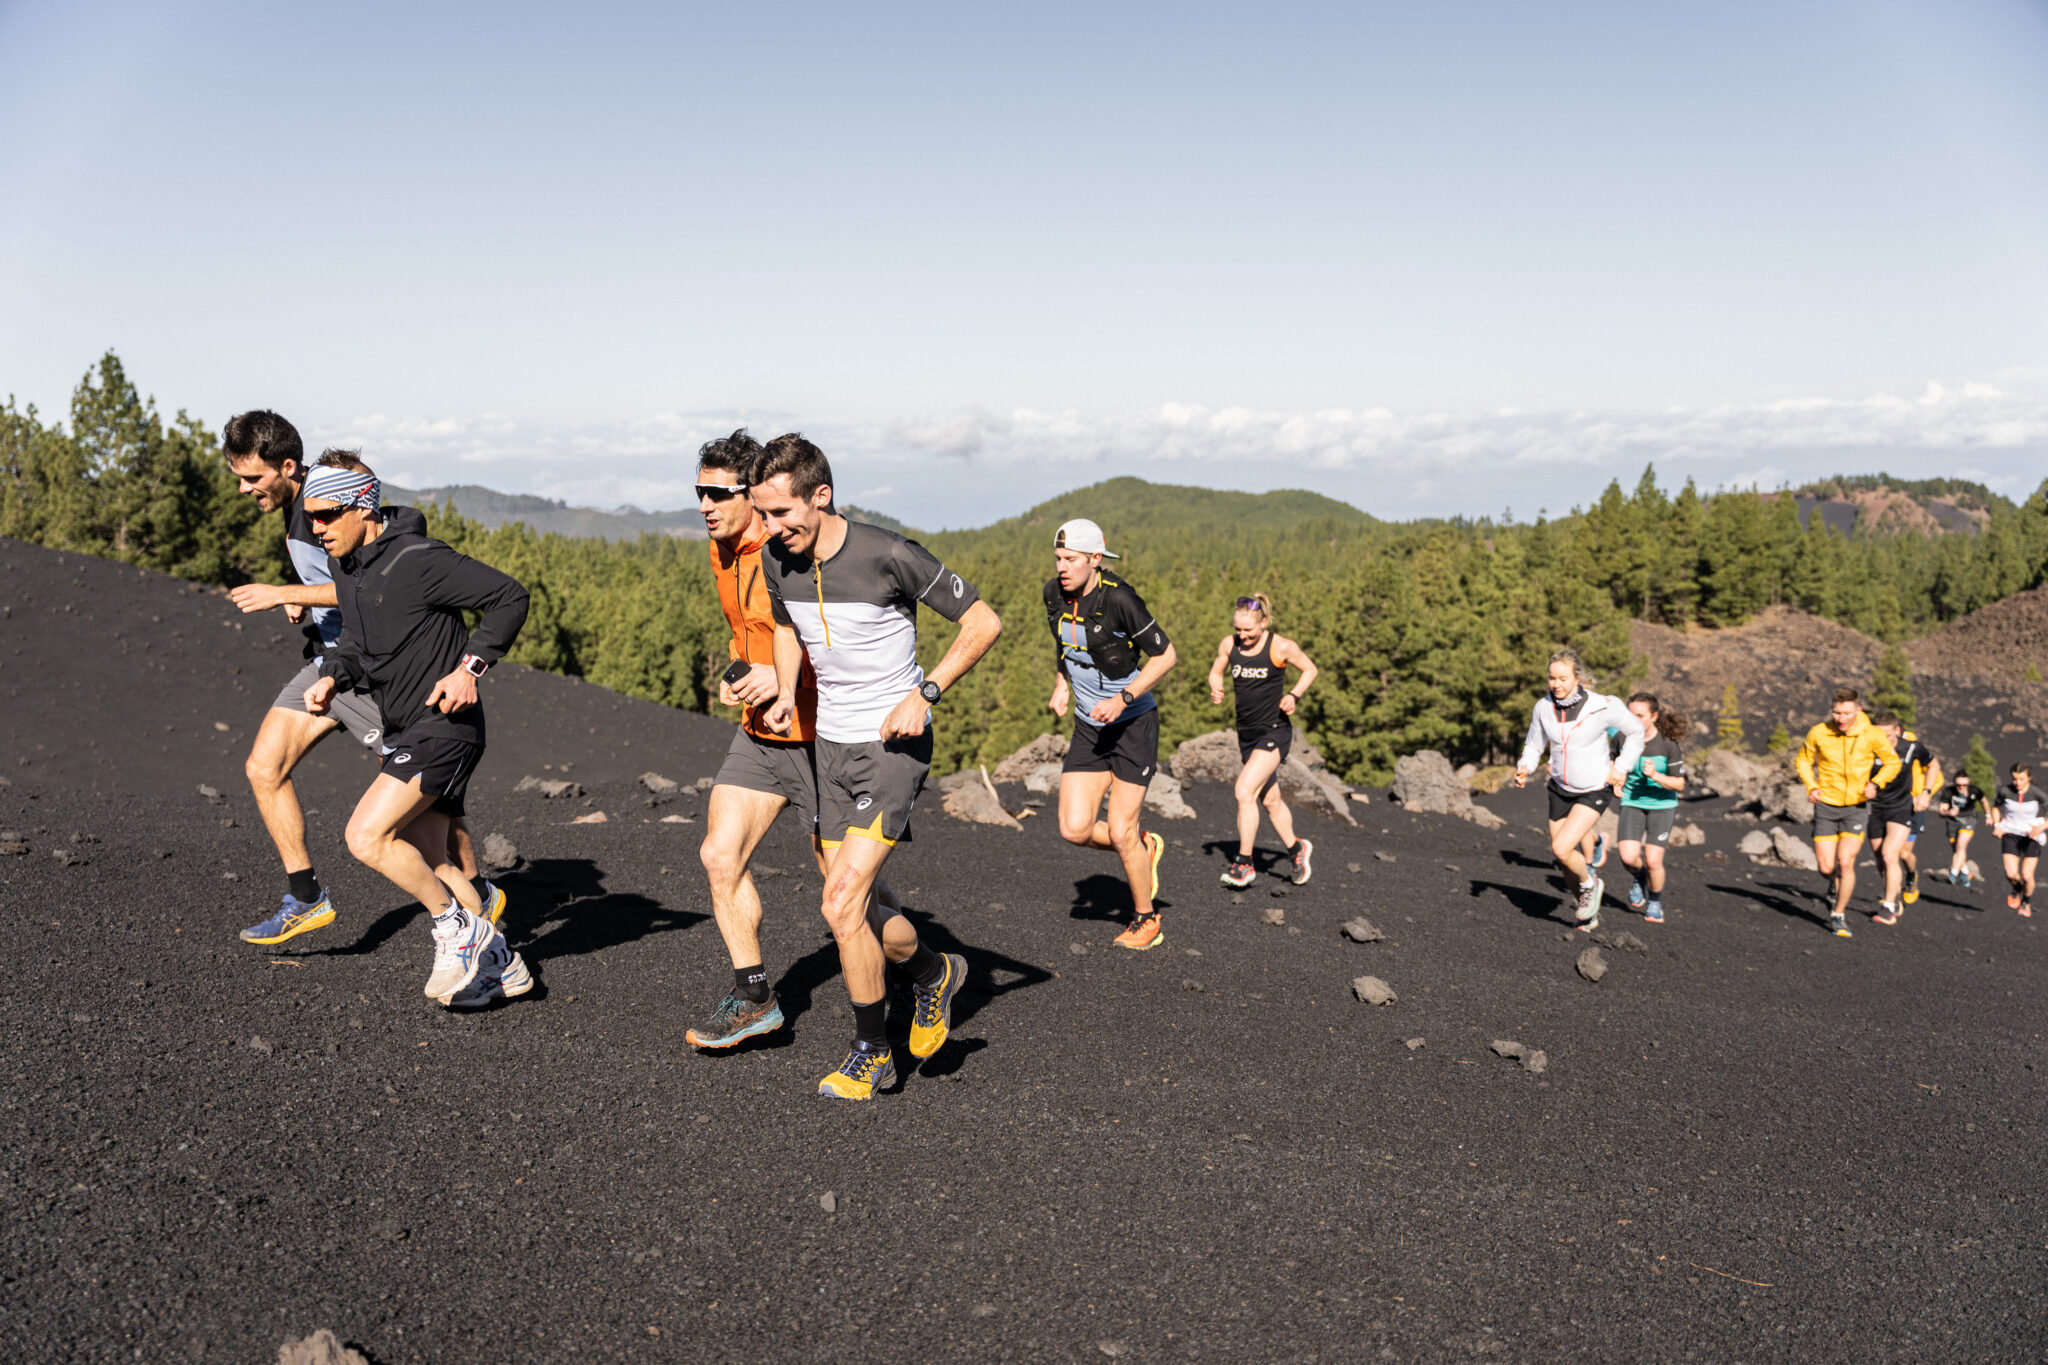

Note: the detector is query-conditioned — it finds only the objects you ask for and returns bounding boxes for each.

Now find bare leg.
[1102,778,1154,918]
[1233,749,1283,857]
[399,808,481,912]
[1950,828,1972,877]
[1057,770,1120,851]
[1880,824,1910,904]
[1831,835,1862,916]
[1618,839,1646,894]
[1642,843,1667,896]
[245,707,338,875]
[449,821,479,881]
[820,836,898,1006]
[1261,783,1298,851]
[345,775,468,911]
[1549,804,1602,884]
[700,784,787,971]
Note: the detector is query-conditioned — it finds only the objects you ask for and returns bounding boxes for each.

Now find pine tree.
[1767,720,1791,754]
[1870,643,1917,727]
[1963,734,1997,795]
[1716,682,1745,751]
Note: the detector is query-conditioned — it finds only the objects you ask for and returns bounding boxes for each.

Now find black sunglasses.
[696,482,748,502]
[305,504,358,526]
[1233,596,1264,612]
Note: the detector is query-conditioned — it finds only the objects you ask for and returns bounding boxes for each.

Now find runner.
[224,418,500,945]
[1994,764,2046,917]
[1795,687,1901,938]
[1866,710,1933,926]
[1208,593,1318,890]
[750,434,1003,1100]
[1936,770,1992,889]
[1512,649,1644,933]
[1045,518,1177,949]
[1615,692,1687,926]
[298,455,533,1008]
[687,430,913,1048]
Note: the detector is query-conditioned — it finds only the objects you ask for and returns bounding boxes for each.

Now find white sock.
[1579,875,1595,890]
[433,899,463,924]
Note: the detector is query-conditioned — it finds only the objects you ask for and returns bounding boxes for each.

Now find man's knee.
[1057,815,1095,846]
[344,822,384,865]
[244,747,288,792]
[699,837,746,888]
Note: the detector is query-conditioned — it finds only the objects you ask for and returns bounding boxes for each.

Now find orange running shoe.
[1113,912,1166,951]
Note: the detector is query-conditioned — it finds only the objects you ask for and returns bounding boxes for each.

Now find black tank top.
[1228,632,1287,735]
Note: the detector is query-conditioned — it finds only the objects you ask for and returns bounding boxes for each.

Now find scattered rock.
[0,832,28,856]
[1610,931,1648,954]
[1260,906,1286,926]
[51,848,87,866]
[1170,729,1356,823]
[221,871,239,882]
[639,772,679,795]
[249,1035,274,1055]
[1374,850,1396,863]
[1669,822,1706,847]
[1389,750,1505,828]
[1143,771,1198,821]
[1697,748,1769,803]
[569,811,609,825]
[1769,827,1819,871]
[1168,729,1247,786]
[1491,1039,1527,1059]
[991,732,1070,783]
[659,814,695,824]
[220,817,238,828]
[692,776,715,791]
[1404,1037,1426,1050]
[1352,976,1397,1006]
[1576,947,1608,983]
[1346,861,1362,874]
[819,1191,837,1214]
[1181,978,1204,992]
[1268,885,1288,898]
[1068,943,1089,956]
[69,831,97,845]
[1022,763,1063,794]
[1523,1050,1548,1075]
[938,771,1022,829]
[515,776,585,799]
[277,1329,369,1365]
[197,784,223,801]
[479,832,519,871]
[1737,829,1775,860]
[1341,916,1384,943]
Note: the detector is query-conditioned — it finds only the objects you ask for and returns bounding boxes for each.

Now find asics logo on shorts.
[856,796,873,811]
[393,753,412,764]
[363,730,380,745]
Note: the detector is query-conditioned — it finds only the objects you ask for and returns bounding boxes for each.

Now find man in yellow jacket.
[1796,687,1902,939]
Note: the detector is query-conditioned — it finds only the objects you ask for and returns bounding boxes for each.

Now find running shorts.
[1617,804,1676,845]
[714,728,818,831]
[2001,832,2046,860]
[1238,724,1293,765]
[1908,808,1927,842]
[381,735,483,817]
[1872,804,1916,838]
[816,730,933,848]
[1547,782,1613,822]
[1065,709,1161,786]
[1812,801,1869,842]
[1944,814,1979,836]
[273,659,383,748]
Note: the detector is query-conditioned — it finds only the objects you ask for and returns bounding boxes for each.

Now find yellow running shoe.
[818,1044,896,1101]
[239,893,336,945]
[482,880,508,926]
[1144,830,1165,900]
[1114,912,1166,951]
[1901,878,1919,906]
[908,953,967,1058]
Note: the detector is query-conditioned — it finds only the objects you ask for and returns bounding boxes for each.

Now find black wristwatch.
[919,680,943,705]
[1118,688,1137,707]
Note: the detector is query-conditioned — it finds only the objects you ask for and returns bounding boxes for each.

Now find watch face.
[920,681,941,702]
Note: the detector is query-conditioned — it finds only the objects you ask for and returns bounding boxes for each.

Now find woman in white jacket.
[1513,649,1646,931]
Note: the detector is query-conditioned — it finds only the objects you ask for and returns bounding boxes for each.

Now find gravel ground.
[4,540,2046,1363]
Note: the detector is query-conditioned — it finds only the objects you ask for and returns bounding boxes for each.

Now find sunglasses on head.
[696,482,748,502]
[305,504,357,526]
[1233,597,1264,613]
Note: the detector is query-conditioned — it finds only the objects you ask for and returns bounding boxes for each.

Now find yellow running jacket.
[1796,712,1901,807]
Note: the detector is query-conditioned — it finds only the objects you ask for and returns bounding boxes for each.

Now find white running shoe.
[424,907,494,1000]
[1574,876,1603,924]
[441,934,532,1010]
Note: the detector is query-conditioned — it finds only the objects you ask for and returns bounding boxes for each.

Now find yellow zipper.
[814,563,832,648]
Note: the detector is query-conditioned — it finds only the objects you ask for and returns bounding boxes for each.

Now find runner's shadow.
[1469,878,1566,922]
[1498,849,1552,871]
[502,858,709,963]
[1068,872,1139,923]
[304,904,421,958]
[1706,880,1828,929]
[895,908,1054,1033]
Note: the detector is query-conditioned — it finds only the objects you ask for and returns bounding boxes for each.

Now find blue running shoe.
[1644,900,1664,925]
[1627,880,1646,911]
[239,892,336,945]
[1591,833,1609,869]
[685,992,787,1049]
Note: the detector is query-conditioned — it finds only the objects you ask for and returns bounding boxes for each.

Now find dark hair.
[751,433,833,500]
[2013,763,2031,778]
[1832,687,1860,705]
[697,428,762,481]
[315,448,374,475]
[1626,691,1689,743]
[222,410,303,472]
[1870,707,1899,728]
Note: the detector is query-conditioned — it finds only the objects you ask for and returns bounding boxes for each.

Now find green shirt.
[1622,735,1685,811]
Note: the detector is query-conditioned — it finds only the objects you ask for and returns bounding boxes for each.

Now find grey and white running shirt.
[1517,689,1646,795]
[762,519,982,744]
[286,493,346,655]
[1996,785,2045,838]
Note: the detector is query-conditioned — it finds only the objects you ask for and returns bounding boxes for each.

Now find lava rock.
[1351,976,1397,1006]
[991,733,1070,783]
[1143,772,1198,821]
[515,776,585,799]
[569,811,608,824]
[1261,906,1286,926]
[937,771,1022,829]
[1341,916,1384,943]
[1577,947,1608,983]
[196,784,223,801]
[1491,1039,1527,1060]
[639,772,678,795]
[1769,827,1819,871]
[1523,1049,1549,1075]
[1388,750,1505,829]
[1404,1037,1426,1051]
[277,1329,370,1365]
[480,832,519,871]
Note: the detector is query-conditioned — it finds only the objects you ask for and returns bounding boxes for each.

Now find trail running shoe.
[239,892,335,945]
[2009,889,2023,911]
[1291,837,1314,887]
[481,880,507,927]
[1830,912,1853,938]
[441,936,532,1010]
[1220,858,1256,890]
[1902,873,1919,906]
[1643,900,1664,925]
[1592,833,1609,869]
[684,992,786,1049]
[424,908,494,999]
[2022,901,2035,920]
[1873,902,1900,927]
[818,1042,895,1101]
[1574,877,1603,924]
[1144,830,1165,899]
[1953,869,1971,891]
[1627,880,1647,911]
[908,953,967,1058]
[1113,912,1166,951]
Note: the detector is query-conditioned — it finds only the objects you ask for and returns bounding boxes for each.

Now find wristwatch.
[919,680,943,705]
[460,653,491,678]
[1118,689,1137,707]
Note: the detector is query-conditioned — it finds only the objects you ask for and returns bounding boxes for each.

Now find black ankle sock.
[851,998,889,1048]
[901,942,946,989]
[287,868,320,904]
[733,963,771,1004]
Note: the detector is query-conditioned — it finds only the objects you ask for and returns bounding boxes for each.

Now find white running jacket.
[1517,690,1646,794]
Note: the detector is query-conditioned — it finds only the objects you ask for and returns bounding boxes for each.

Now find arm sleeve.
[1610,697,1647,777]
[1112,585,1171,655]
[894,537,981,623]
[418,544,530,663]
[1517,703,1545,773]
[762,565,793,626]
[1665,745,1686,779]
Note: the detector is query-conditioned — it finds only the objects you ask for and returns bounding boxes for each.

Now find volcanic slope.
[3,538,2046,1363]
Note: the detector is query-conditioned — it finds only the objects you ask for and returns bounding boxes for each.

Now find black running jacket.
[317,506,530,748]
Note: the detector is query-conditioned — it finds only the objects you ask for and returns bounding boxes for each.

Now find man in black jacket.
[298,453,533,1007]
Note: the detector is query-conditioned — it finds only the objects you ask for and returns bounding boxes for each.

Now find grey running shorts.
[272,659,383,748]
[1617,805,1676,845]
[816,730,934,847]
[1812,801,1869,841]
[714,727,819,831]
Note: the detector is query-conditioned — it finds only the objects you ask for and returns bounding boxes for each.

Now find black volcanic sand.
[4,539,2046,1363]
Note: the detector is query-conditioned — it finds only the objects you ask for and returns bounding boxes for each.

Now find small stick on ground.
[1687,1261,1773,1287]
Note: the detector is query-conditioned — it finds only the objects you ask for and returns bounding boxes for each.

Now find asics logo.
[393,753,412,764]
[363,729,380,745]
[856,797,874,811]
[1232,665,1270,678]
[950,575,964,598]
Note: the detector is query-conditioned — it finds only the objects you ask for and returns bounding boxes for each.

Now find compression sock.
[733,963,771,1004]
[287,868,320,904]
[901,941,947,989]
[850,998,889,1049]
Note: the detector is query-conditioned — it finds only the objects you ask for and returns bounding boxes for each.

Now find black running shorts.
[381,735,483,817]
[1616,804,1675,845]
[1872,804,1916,838]
[1237,724,1293,765]
[1064,709,1161,786]
[816,730,933,848]
[714,728,819,831]
[2002,832,2045,859]
[1547,783,1612,822]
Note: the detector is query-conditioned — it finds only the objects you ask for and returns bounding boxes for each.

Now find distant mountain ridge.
[1789,474,2005,539]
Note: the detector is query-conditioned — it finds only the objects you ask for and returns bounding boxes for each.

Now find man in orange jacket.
[1795,686,1901,939]
[687,431,910,1049]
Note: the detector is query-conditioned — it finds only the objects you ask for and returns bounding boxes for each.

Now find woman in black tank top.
[1207,593,1320,891]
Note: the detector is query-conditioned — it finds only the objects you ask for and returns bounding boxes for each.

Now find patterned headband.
[302,465,382,512]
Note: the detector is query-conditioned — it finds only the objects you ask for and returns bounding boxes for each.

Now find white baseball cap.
[1053,517,1119,560]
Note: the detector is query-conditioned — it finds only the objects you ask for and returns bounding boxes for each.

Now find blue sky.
[2,1,2044,527]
